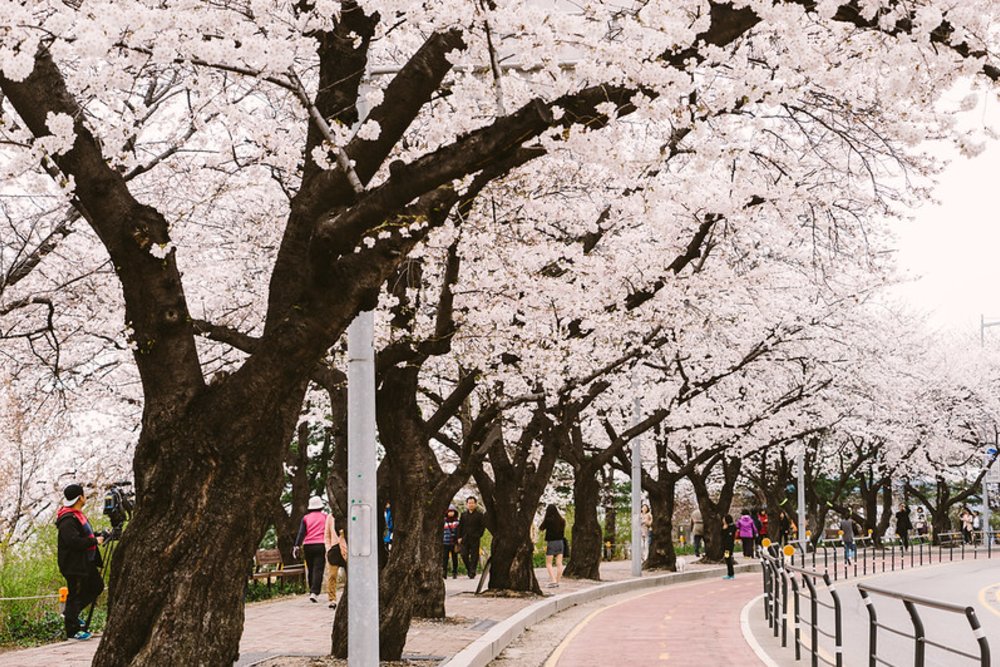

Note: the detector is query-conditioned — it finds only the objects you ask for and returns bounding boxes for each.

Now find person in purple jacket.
[736,508,758,557]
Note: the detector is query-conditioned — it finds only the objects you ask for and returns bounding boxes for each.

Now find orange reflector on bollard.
[58,587,68,603]
[782,545,796,557]
[761,538,772,548]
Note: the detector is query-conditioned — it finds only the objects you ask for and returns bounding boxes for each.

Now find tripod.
[81,530,122,632]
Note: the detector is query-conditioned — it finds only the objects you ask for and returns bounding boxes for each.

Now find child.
[443,505,460,578]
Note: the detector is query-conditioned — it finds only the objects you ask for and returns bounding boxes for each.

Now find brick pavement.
[545,572,763,667]
[3,559,729,666]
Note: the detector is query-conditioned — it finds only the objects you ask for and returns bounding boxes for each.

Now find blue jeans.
[844,543,856,562]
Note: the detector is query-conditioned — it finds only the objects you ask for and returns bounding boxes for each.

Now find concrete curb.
[442,561,760,667]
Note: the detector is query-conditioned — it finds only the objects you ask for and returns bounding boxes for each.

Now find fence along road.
[759,554,1000,666]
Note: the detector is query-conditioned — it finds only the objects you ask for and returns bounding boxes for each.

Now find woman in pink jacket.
[293,497,329,603]
[736,508,758,557]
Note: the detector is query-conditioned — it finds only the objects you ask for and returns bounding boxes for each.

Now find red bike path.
[545,573,763,666]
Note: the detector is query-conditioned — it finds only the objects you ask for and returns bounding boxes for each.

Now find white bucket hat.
[308,497,324,511]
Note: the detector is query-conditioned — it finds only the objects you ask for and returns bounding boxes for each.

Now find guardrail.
[759,540,992,667]
[858,583,991,667]
[784,561,843,667]
[787,531,993,581]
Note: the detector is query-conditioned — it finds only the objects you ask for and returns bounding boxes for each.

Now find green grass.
[0,526,109,647]
[244,578,306,602]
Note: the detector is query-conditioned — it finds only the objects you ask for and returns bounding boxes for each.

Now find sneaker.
[545,582,557,588]
[722,575,734,580]
[328,601,337,609]
[70,631,93,641]
[309,594,318,603]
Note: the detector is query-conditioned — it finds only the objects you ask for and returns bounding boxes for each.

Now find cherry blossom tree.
[2,1,1000,663]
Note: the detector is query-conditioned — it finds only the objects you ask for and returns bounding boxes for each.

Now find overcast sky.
[893,93,1000,338]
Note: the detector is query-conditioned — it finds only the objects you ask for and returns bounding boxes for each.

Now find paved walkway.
[0,557,736,666]
[544,573,762,666]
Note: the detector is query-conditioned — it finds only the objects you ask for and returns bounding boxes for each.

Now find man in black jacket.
[457,496,486,578]
[56,484,105,640]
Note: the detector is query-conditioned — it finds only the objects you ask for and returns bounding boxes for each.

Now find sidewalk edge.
[442,562,759,667]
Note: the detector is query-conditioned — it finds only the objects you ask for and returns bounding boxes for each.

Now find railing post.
[903,600,925,667]
[860,588,878,667]
[791,575,802,661]
[781,568,789,646]
[763,560,772,625]
[825,574,843,667]
[963,606,991,667]
[805,575,820,667]
[773,563,781,638]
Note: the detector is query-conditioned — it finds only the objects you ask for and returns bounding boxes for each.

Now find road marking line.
[740,594,781,667]
[976,583,1000,618]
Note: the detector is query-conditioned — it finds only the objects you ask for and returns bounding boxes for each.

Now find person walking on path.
[640,504,653,559]
[323,513,344,608]
[777,510,795,545]
[457,496,486,578]
[840,513,857,564]
[914,507,928,538]
[690,506,704,557]
[293,497,329,603]
[894,504,912,551]
[756,509,769,546]
[539,504,566,588]
[736,509,758,557]
[960,507,974,544]
[56,484,105,641]
[721,514,736,579]
[443,505,460,579]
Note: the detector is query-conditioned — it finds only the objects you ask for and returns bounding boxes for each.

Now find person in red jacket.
[56,484,105,640]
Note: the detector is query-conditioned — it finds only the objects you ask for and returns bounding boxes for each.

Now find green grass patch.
[0,526,110,647]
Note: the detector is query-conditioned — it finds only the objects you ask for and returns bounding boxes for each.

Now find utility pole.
[796,451,807,554]
[347,311,379,666]
[631,385,642,577]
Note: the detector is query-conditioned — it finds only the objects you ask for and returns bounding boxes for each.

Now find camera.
[103,481,134,540]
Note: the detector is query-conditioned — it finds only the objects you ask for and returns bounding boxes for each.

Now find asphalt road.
[799,558,1000,666]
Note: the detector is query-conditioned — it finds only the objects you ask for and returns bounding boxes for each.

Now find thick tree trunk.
[487,513,540,593]
[274,421,312,563]
[330,438,447,659]
[563,465,602,580]
[603,503,617,560]
[643,481,676,571]
[690,456,741,562]
[94,386,301,667]
[331,364,460,659]
[480,412,554,594]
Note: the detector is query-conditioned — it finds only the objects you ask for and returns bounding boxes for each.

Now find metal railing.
[786,531,992,581]
[759,540,992,667]
[858,583,991,667]
[784,561,844,667]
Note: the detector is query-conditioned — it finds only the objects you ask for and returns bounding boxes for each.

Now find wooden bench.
[249,549,305,587]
